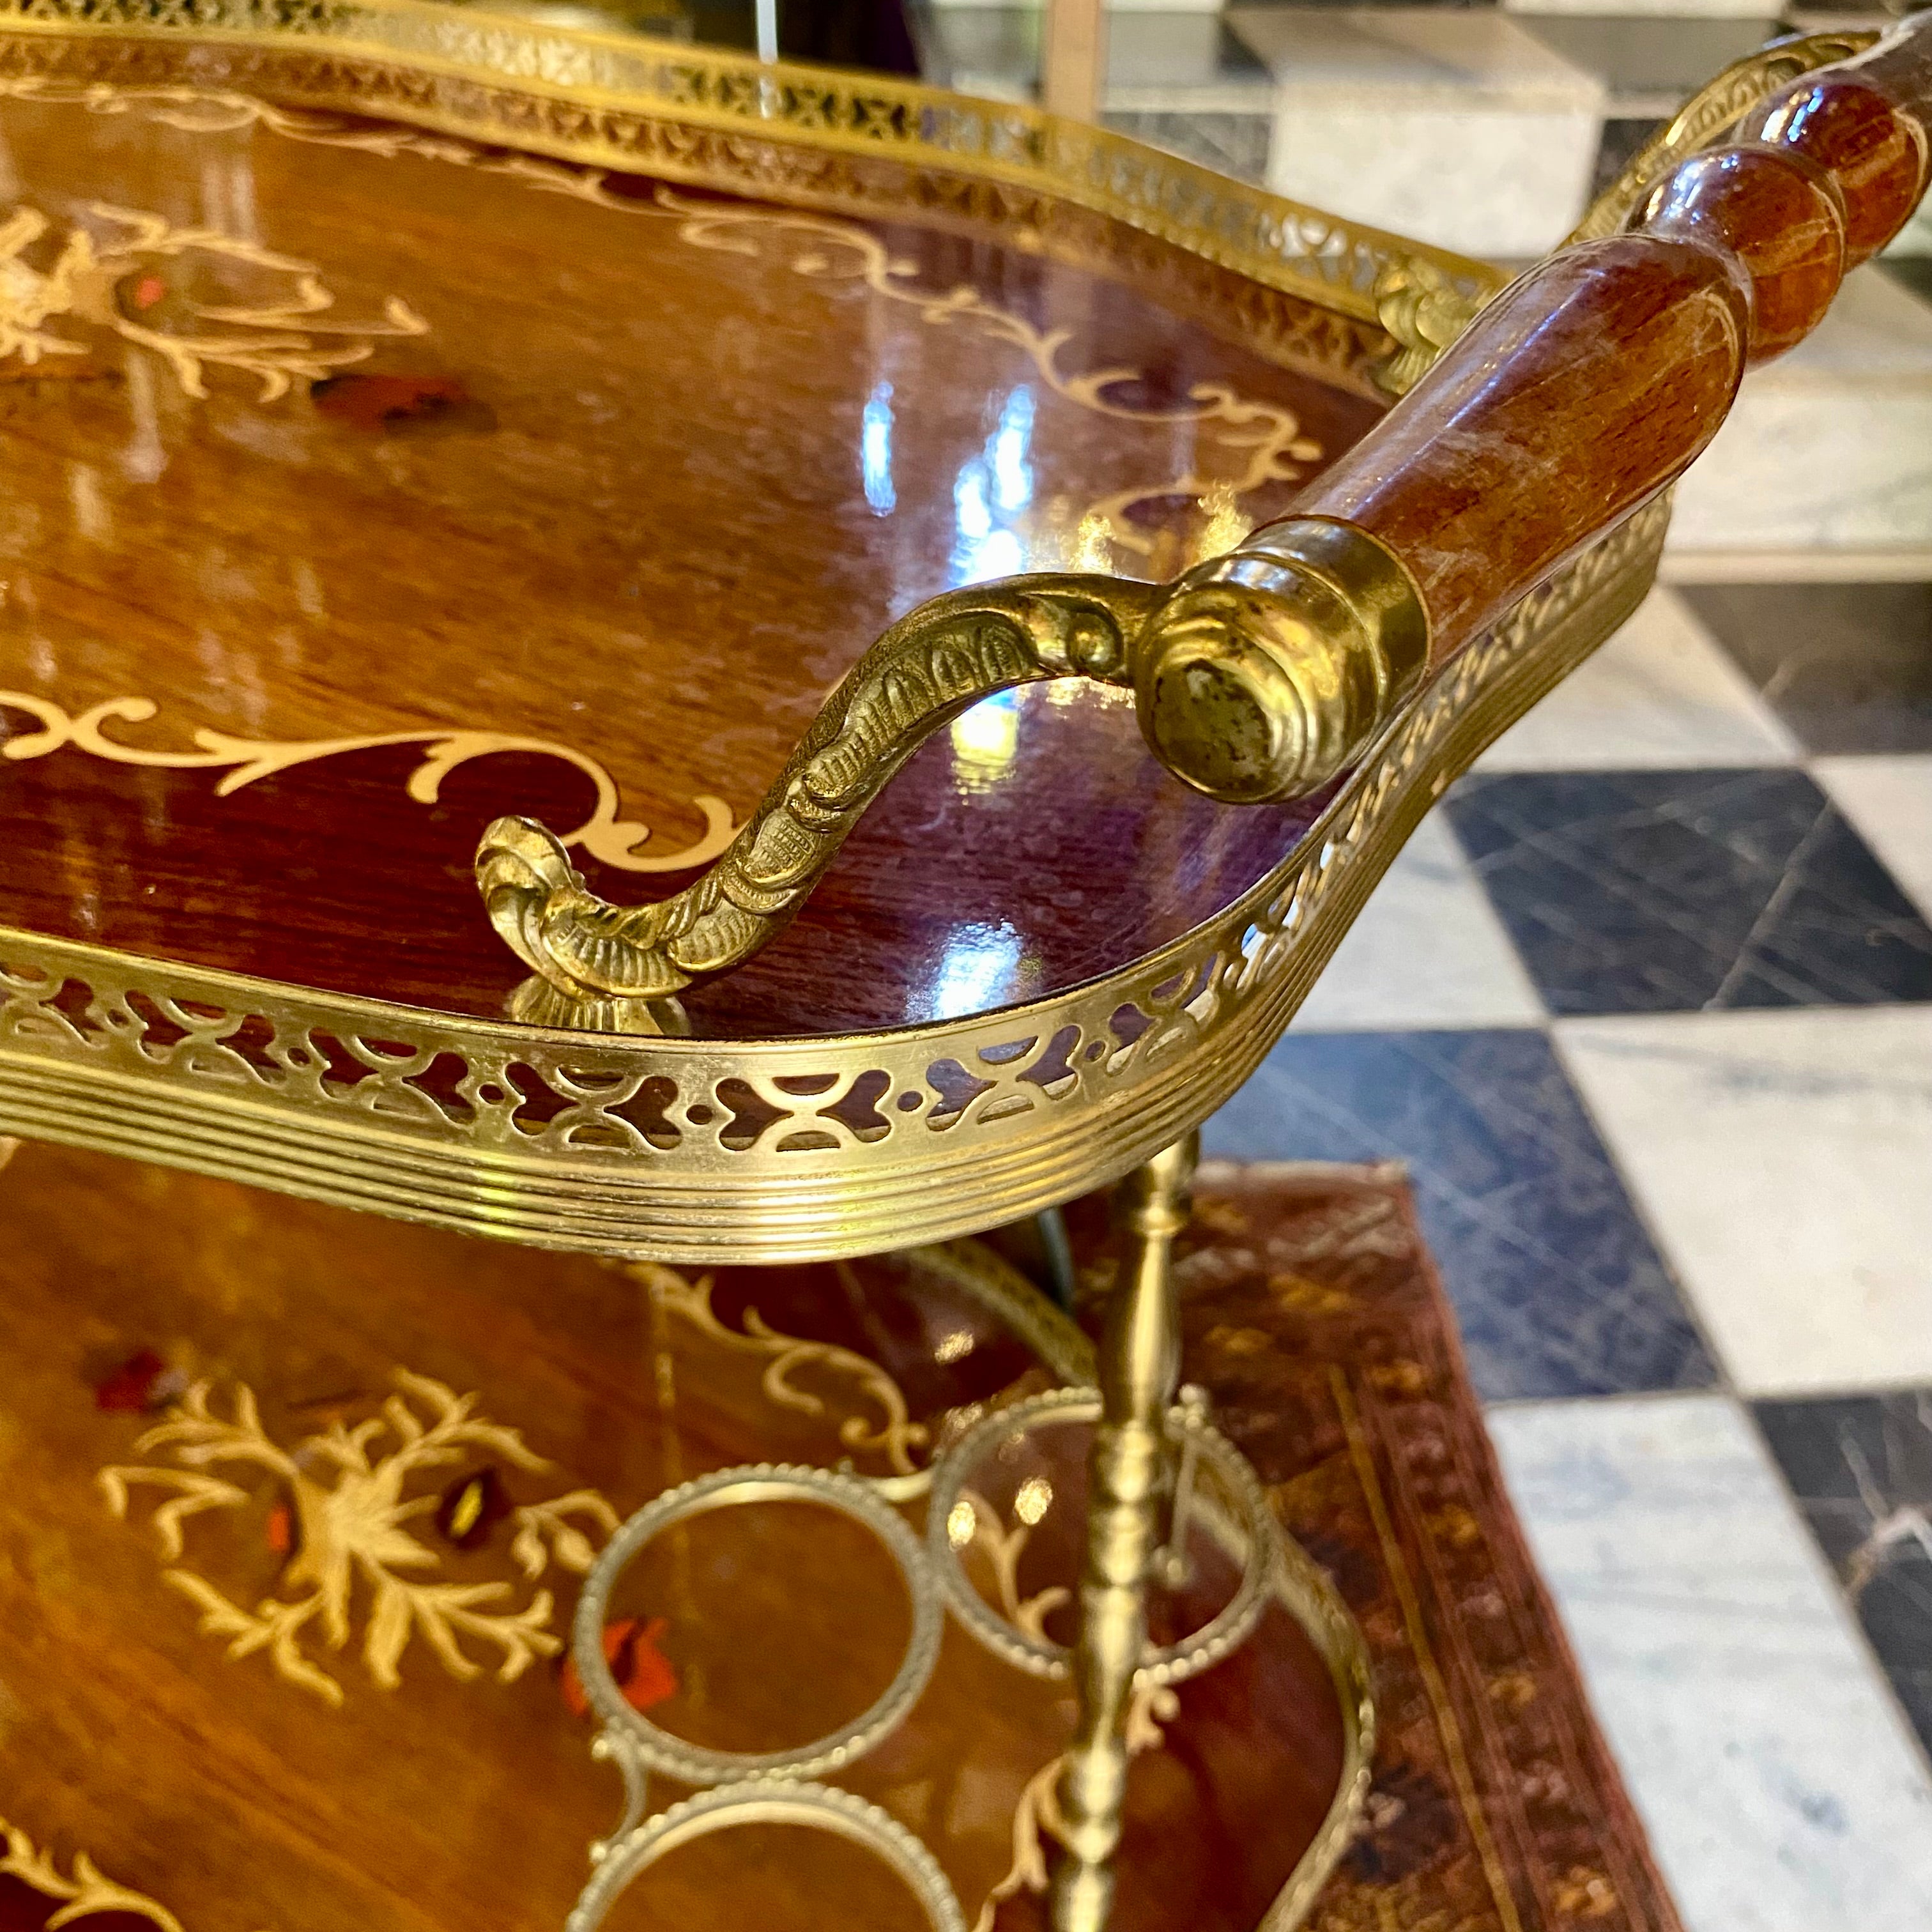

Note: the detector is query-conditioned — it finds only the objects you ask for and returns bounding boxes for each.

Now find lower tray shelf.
[0,1140,1363,1932]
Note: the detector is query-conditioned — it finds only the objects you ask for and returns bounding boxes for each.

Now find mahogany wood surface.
[1288,12,1932,661]
[0,56,1384,1037]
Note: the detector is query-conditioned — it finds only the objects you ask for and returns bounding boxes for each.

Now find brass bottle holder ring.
[924,1387,1279,1685]
[564,1779,969,1932]
[571,1462,944,1787]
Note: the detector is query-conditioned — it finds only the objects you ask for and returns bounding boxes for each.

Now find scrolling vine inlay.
[0,74,1328,570]
[0,693,739,873]
[634,1261,930,1485]
[649,187,1321,565]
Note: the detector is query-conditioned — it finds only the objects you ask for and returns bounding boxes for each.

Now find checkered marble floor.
[1204,578,1932,1928]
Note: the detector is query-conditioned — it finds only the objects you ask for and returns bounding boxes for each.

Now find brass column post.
[1051,1130,1197,1931]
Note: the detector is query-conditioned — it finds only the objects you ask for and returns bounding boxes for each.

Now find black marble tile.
[1202,1028,1715,1402]
[1678,581,1932,755]
[1883,257,1932,310]
[1590,118,1666,201]
[1444,769,1932,1015]
[1754,1390,1932,1762]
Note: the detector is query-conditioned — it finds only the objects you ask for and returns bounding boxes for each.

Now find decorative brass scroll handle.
[480,12,1931,1031]
[475,541,1420,1031]
[479,575,1162,1031]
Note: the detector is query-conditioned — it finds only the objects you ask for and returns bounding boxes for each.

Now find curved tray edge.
[0,500,1666,1259]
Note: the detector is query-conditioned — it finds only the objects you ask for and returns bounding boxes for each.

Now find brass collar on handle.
[1130,517,1432,806]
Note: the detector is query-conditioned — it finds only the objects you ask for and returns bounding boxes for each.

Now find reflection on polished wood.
[468,15,1932,1030]
[0,62,1385,1038]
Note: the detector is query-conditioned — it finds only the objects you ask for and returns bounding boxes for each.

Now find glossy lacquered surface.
[0,72,1384,1037]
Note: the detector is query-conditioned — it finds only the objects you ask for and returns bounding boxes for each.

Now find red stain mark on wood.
[560,1616,677,1718]
[95,1349,176,1412]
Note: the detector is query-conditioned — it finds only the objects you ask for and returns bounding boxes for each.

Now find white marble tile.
[1290,811,1544,1030]
[1556,1009,1932,1395]
[1227,8,1606,258]
[1814,756,1932,924]
[1487,1395,1932,1932]
[1671,268,1932,556]
[1476,586,1800,771]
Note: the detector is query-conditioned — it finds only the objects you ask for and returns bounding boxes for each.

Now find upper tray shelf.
[0,6,1491,1041]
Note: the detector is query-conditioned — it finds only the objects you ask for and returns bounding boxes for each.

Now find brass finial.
[1129,517,1431,804]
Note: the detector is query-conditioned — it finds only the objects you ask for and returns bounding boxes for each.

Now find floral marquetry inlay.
[98,1368,620,1707]
[0,198,425,401]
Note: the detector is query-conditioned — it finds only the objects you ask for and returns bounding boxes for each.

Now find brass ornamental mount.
[477,519,1431,1031]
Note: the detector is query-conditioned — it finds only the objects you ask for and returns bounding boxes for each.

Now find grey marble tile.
[1445,769,1932,1013]
[1590,113,1664,199]
[1487,1397,1932,1932]
[1475,587,1800,772]
[1755,1389,1932,1765]
[1556,1008,1932,1396]
[1202,1027,1714,1400]
[1106,10,1269,82]
[1515,14,1778,111]
[1679,581,1932,756]
[1103,109,1273,180]
[910,3,1035,99]
[1291,811,1544,1030]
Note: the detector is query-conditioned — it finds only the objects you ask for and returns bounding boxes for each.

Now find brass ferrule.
[1130,517,1432,804]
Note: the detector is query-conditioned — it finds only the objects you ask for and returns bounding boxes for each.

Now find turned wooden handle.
[1301,14,1932,655]
[1132,14,1931,807]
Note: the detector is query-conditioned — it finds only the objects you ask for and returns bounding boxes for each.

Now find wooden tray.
[0,2,1650,1262]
